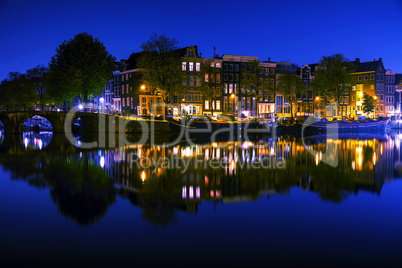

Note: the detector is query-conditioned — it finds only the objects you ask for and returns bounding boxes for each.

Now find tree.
[276,72,305,118]
[26,65,49,110]
[240,59,271,117]
[311,54,355,117]
[0,72,37,111]
[199,60,222,116]
[137,33,184,118]
[362,93,376,117]
[47,32,115,105]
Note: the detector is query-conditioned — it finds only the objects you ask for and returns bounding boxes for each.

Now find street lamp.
[141,85,146,90]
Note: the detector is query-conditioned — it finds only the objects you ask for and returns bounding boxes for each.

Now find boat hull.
[168,118,261,135]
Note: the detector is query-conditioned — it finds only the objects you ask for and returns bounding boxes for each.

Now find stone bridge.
[0,111,171,134]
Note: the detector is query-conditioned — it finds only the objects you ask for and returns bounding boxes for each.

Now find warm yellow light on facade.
[374,96,377,100]
[182,98,185,102]
[141,85,145,90]
[231,94,235,98]
[359,92,363,97]
[315,96,320,101]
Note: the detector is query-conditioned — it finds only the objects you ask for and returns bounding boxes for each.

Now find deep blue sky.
[1,0,402,81]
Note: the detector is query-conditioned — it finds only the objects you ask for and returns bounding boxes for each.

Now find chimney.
[213,46,216,59]
[355,58,360,63]
[379,58,382,62]
[268,57,271,62]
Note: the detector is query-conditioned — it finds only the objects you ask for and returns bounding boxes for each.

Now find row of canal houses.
[98,46,402,119]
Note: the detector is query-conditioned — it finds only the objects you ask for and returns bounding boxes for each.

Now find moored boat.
[168,116,261,135]
[298,118,389,135]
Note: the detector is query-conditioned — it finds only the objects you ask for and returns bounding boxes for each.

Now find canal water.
[0,129,401,266]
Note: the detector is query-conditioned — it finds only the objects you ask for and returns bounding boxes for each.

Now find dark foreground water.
[0,129,401,267]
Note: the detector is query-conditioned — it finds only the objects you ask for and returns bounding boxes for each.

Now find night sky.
[1,0,402,81]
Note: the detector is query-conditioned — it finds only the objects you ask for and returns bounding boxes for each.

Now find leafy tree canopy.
[137,33,184,103]
[311,54,355,104]
[362,93,377,115]
[47,32,115,105]
[276,72,305,117]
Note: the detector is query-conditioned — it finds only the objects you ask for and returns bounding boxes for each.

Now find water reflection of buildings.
[90,136,399,206]
[3,132,401,226]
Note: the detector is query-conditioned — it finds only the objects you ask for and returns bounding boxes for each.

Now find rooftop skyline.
[1,0,402,81]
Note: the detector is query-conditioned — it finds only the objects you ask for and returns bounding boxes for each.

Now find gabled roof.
[351,60,381,73]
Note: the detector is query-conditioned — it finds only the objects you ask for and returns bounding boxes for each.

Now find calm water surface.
[0,129,401,266]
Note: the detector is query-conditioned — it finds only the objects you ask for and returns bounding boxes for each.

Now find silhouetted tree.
[311,54,355,117]
[137,33,184,117]
[276,72,305,117]
[47,32,115,105]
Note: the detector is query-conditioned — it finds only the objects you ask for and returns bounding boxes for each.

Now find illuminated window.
[216,63,221,68]
[205,100,209,110]
[182,62,187,71]
[229,84,233,93]
[126,74,128,80]
[216,100,221,110]
[196,62,200,72]
[224,83,228,94]
[205,74,209,82]
[216,74,220,83]
[189,62,194,71]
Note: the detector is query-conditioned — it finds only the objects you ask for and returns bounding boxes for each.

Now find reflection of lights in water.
[80,152,82,158]
[186,147,191,157]
[315,153,319,165]
[210,190,214,197]
[215,190,220,197]
[231,160,235,171]
[196,187,200,198]
[352,161,356,170]
[98,149,102,157]
[381,144,383,155]
[205,176,208,184]
[100,156,105,168]
[182,186,186,199]
[216,148,220,159]
[373,152,376,165]
[270,148,274,155]
[173,147,178,155]
[205,148,209,160]
[212,142,217,148]
[189,186,194,199]
[24,137,29,149]
[319,151,322,160]
[38,139,42,150]
[138,147,142,158]
[141,171,146,182]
